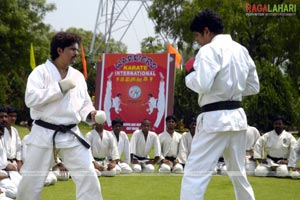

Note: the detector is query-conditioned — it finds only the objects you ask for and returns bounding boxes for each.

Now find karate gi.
[3,127,22,164]
[17,60,102,200]
[181,34,259,200]
[159,131,183,173]
[111,130,132,174]
[245,126,260,175]
[253,130,297,177]
[2,128,22,187]
[0,192,13,200]
[86,129,120,177]
[295,138,300,163]
[178,131,193,165]
[0,136,18,199]
[130,130,161,172]
[21,135,57,186]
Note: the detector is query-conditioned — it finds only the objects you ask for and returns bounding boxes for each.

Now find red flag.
[81,43,87,79]
[167,43,182,68]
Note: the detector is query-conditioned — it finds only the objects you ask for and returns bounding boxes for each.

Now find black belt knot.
[200,101,242,114]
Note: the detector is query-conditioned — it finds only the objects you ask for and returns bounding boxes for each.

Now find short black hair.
[166,115,177,122]
[50,32,81,61]
[272,115,286,124]
[190,9,224,34]
[112,118,123,126]
[6,106,17,114]
[0,106,7,113]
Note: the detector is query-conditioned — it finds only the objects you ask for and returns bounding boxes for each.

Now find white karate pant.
[0,173,17,199]
[180,130,255,200]
[17,144,102,200]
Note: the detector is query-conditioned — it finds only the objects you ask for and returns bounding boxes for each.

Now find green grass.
[16,125,300,200]
[38,175,300,200]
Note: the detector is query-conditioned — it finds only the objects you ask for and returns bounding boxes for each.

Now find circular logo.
[129,86,141,99]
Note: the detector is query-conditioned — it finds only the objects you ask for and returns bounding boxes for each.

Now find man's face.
[0,112,8,126]
[166,119,176,131]
[8,112,17,125]
[273,119,285,135]
[58,43,79,65]
[193,27,215,47]
[141,121,151,133]
[112,123,122,134]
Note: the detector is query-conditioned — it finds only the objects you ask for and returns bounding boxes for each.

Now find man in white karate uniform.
[86,121,120,177]
[159,115,183,173]
[130,119,161,173]
[2,106,22,188]
[17,32,103,200]
[253,116,297,178]
[0,115,18,199]
[181,9,259,200]
[3,106,22,171]
[178,118,196,167]
[111,118,132,174]
[245,125,260,176]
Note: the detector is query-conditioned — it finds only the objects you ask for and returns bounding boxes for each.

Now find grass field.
[15,124,300,200]
[39,175,300,200]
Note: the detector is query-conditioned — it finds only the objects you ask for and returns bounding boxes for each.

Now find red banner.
[95,53,175,133]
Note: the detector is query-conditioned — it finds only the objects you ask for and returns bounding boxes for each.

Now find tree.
[141,36,165,53]
[149,0,300,131]
[0,0,55,121]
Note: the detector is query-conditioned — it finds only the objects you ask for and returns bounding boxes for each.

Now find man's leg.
[60,145,103,200]
[223,131,255,200]
[180,130,228,200]
[17,145,53,200]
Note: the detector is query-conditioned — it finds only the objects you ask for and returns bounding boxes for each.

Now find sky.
[44,0,157,53]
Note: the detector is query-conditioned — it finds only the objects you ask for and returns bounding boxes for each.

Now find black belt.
[200,101,242,114]
[132,154,149,161]
[35,120,90,163]
[165,156,176,162]
[267,155,287,163]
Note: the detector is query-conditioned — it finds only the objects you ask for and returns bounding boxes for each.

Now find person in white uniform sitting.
[245,125,261,176]
[178,117,196,168]
[0,117,18,199]
[0,188,13,200]
[86,121,120,177]
[2,107,22,189]
[111,118,132,174]
[253,116,298,178]
[129,119,161,173]
[158,115,183,174]
[4,106,22,171]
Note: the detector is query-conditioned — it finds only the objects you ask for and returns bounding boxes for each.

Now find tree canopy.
[149,0,300,131]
